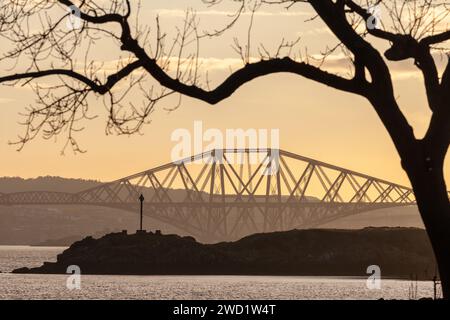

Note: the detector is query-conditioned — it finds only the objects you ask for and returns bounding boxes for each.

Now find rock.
[12,228,438,279]
[12,267,30,274]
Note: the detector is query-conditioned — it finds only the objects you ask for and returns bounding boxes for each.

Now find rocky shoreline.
[13,227,438,279]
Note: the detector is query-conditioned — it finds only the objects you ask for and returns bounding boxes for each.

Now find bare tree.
[0,0,449,297]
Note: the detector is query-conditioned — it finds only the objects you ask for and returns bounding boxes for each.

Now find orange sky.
[0,1,448,188]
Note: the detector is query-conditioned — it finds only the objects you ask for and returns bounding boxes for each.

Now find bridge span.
[0,149,418,241]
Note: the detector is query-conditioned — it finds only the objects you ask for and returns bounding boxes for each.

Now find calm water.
[0,246,435,300]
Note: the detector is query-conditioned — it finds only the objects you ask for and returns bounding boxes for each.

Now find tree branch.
[306,0,417,156]
[0,61,142,94]
[344,0,398,42]
[308,0,393,90]
[344,0,443,112]
[139,57,367,104]
[45,2,368,102]
[57,0,125,24]
[422,30,450,46]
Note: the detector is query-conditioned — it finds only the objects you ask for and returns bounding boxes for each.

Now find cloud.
[153,9,311,18]
[306,51,450,81]
[297,27,333,36]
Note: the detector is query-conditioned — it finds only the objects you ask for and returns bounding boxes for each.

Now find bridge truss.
[0,149,417,241]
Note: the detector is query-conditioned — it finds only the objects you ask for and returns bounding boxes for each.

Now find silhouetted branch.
[0,61,142,94]
[0,0,448,154]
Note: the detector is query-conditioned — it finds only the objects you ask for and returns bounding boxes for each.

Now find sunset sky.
[0,0,448,188]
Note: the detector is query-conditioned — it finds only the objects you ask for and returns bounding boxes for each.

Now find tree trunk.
[405,150,450,299]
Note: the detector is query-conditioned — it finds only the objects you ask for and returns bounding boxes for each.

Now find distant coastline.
[13,227,438,280]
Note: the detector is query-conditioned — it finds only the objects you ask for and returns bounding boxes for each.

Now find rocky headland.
[13,227,438,280]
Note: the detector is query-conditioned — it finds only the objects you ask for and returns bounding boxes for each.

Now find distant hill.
[0,176,424,245]
[0,176,318,201]
[321,206,424,229]
[0,176,101,194]
[13,227,438,280]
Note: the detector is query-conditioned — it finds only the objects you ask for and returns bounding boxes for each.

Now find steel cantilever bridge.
[0,149,416,242]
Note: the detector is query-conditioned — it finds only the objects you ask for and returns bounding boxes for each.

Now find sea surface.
[0,246,436,300]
